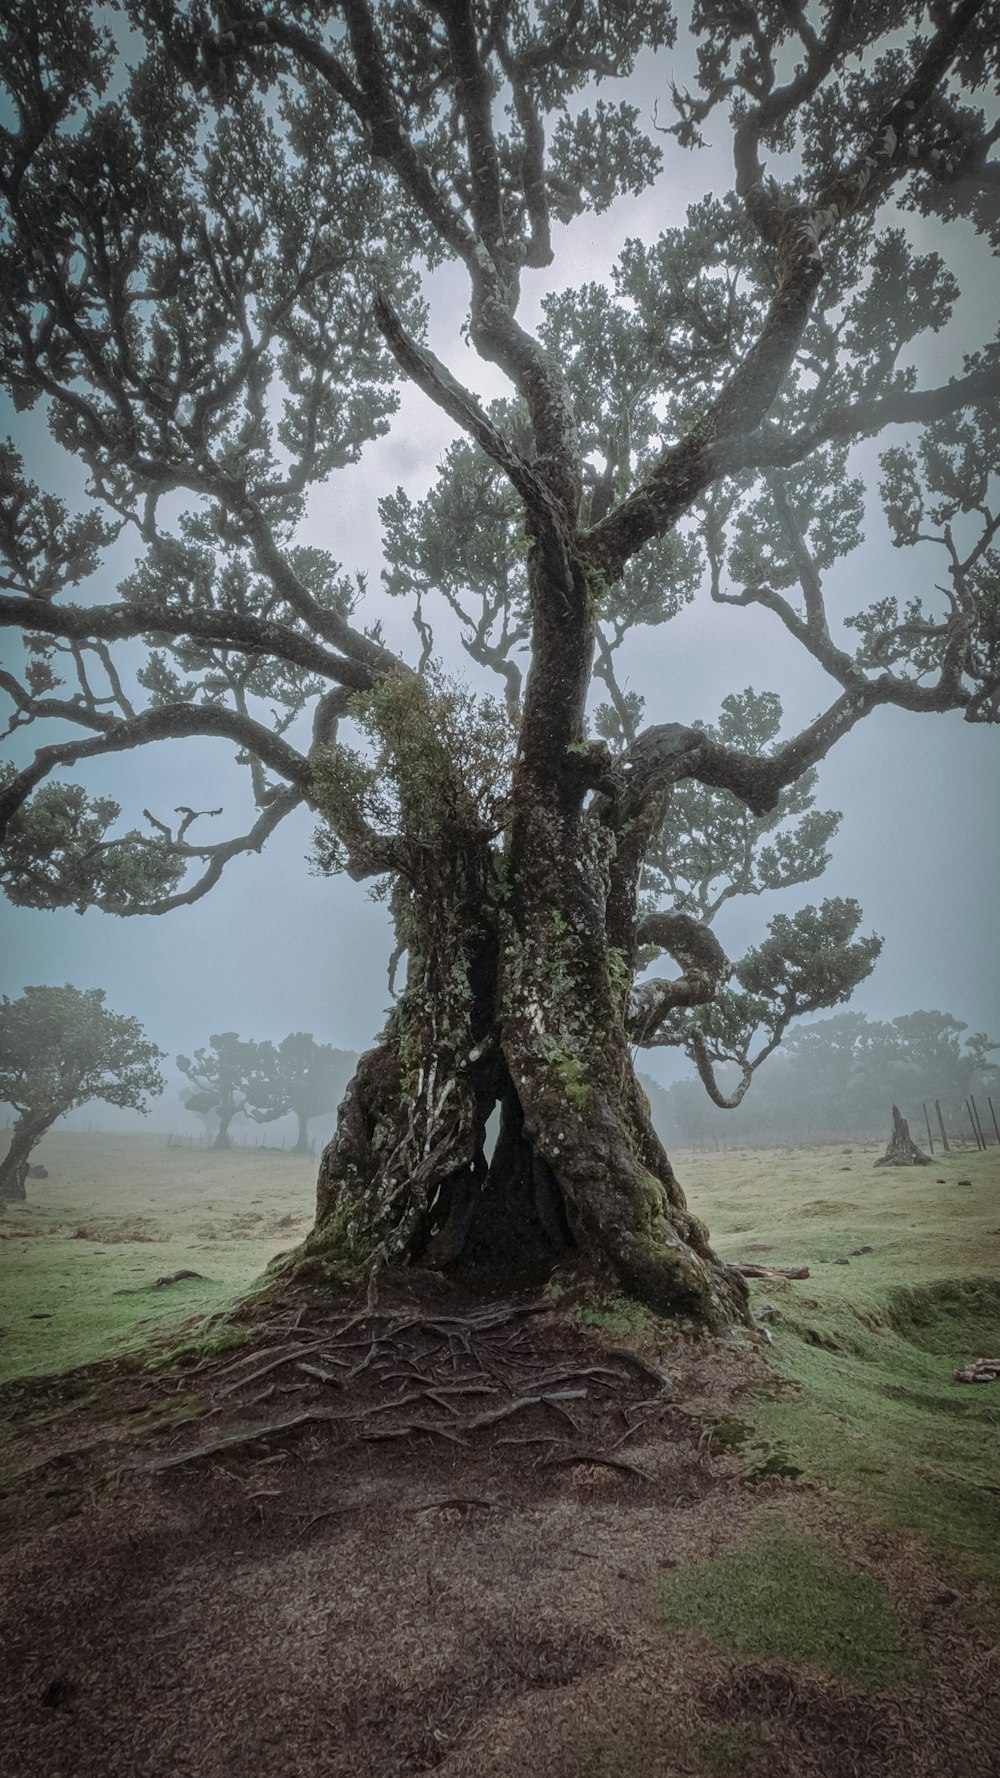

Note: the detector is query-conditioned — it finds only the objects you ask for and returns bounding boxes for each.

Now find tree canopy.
[177,1032,270,1149]
[650,1006,999,1147]
[0,983,164,1197]
[1,2,998,1318]
[245,1033,356,1153]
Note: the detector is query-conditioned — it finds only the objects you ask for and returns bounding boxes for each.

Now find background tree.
[245,1033,355,1154]
[0,985,164,1200]
[650,1008,998,1148]
[176,1033,268,1151]
[1,3,998,1322]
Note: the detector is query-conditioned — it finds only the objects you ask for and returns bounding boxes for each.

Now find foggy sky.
[1,30,998,1133]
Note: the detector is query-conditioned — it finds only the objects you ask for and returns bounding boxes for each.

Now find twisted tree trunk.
[0,1114,50,1202]
[302,544,748,1331]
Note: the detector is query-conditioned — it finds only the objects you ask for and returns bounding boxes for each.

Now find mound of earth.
[0,1284,997,1778]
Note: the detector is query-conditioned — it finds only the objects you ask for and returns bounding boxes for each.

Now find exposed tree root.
[135,1293,680,1484]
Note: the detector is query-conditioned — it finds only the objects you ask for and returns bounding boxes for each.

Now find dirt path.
[1,1291,998,1778]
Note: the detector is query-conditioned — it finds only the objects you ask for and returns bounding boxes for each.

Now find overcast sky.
[1,28,998,1132]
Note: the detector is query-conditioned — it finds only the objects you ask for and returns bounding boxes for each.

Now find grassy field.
[1,1127,998,1588]
[2,1126,1000,1778]
[688,1138,1000,1591]
[0,1130,316,1381]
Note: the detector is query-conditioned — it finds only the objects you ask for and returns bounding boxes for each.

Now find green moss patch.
[659,1512,920,1688]
[574,1295,650,1335]
[749,1273,1000,1593]
[886,1276,1000,1354]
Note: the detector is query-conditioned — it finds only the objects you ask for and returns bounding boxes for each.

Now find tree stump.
[874,1104,931,1167]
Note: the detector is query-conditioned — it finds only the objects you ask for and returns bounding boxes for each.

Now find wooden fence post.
[970,1095,988,1148]
[990,1097,1000,1147]
[935,1101,950,1152]
[923,1102,935,1154]
[966,1099,983,1149]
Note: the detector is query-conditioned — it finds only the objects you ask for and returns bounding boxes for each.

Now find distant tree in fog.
[176,1033,268,1151]
[0,985,164,1200]
[648,1010,998,1148]
[246,1034,355,1155]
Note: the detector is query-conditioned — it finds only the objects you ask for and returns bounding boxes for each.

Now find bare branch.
[0,704,311,840]
[0,594,372,689]
[373,291,550,516]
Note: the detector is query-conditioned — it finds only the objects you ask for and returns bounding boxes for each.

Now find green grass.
[574,1295,651,1335]
[752,1286,1000,1589]
[659,1511,921,1688]
[0,1131,315,1382]
[688,1142,1000,1594]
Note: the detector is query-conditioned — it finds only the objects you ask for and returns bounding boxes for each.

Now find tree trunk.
[291,1110,311,1156]
[214,1106,237,1150]
[304,883,745,1326]
[875,1103,932,1166]
[0,1114,50,1201]
[302,543,749,1331]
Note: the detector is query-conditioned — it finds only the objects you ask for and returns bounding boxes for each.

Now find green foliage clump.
[310,669,514,877]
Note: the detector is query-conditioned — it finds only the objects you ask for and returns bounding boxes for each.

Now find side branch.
[751,363,1000,468]
[373,291,554,518]
[0,705,311,839]
[117,790,304,917]
[0,596,373,689]
[626,914,729,1045]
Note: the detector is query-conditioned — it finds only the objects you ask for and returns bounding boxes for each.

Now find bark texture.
[0,1115,48,1201]
[875,1103,932,1167]
[306,547,750,1331]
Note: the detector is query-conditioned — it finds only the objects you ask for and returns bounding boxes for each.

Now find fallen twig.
[600,1349,672,1389]
[214,1339,333,1398]
[409,1496,497,1513]
[460,1389,588,1432]
[539,1451,654,1483]
[143,1407,339,1471]
[294,1362,344,1388]
[361,1419,469,1445]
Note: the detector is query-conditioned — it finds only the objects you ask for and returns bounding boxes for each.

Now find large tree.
[245,1033,356,1155]
[0,985,164,1200]
[1,2,998,1324]
[177,1032,269,1150]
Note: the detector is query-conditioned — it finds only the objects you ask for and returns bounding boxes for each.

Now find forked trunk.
[304,835,747,1328]
[303,542,748,1328]
[306,948,745,1325]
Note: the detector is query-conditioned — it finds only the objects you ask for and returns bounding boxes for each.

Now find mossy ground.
[690,1139,1000,1597]
[658,1509,922,1688]
[0,1131,315,1382]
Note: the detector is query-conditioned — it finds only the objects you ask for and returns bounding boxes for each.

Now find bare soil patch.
[2,1283,998,1778]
